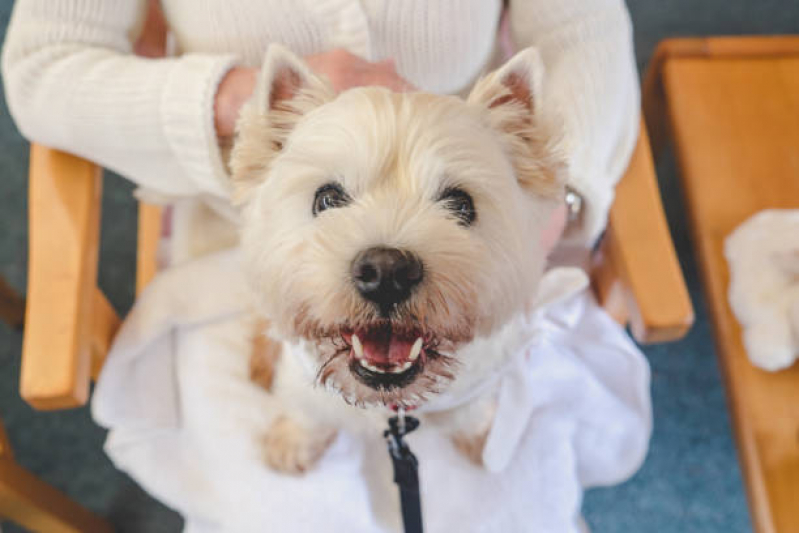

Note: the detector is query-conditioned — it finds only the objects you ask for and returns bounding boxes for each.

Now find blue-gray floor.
[2,1,798,531]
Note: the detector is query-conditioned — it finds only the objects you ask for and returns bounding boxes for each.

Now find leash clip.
[384,409,420,460]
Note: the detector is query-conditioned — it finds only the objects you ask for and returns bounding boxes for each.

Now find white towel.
[91,249,651,533]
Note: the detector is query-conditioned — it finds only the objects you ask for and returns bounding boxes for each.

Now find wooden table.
[646,36,799,533]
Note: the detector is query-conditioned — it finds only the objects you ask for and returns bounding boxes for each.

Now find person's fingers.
[305,49,415,93]
[395,77,416,92]
[323,48,360,66]
[369,70,415,92]
[134,0,168,58]
[384,76,413,92]
[306,48,365,91]
[375,59,415,92]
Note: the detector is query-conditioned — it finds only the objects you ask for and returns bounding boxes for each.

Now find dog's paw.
[452,430,489,466]
[262,416,336,475]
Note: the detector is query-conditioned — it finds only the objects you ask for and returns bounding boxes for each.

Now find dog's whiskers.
[315,346,347,385]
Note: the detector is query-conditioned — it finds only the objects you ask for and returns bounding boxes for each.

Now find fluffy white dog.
[231,44,566,473]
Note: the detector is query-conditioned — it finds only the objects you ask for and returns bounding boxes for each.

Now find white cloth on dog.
[92,249,651,533]
[725,209,799,371]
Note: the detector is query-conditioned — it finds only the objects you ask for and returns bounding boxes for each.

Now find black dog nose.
[351,247,423,311]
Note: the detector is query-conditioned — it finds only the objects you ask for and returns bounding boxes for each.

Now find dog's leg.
[249,318,282,392]
[453,397,497,466]
[262,415,337,474]
[452,426,492,466]
[427,395,497,466]
[250,319,338,473]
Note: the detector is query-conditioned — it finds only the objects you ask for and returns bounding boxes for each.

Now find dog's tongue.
[357,326,418,365]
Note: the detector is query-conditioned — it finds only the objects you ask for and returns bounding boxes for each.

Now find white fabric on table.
[92,249,651,533]
[725,209,799,371]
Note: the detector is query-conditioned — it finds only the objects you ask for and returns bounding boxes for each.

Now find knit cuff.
[565,107,640,246]
[161,54,239,199]
[565,174,615,246]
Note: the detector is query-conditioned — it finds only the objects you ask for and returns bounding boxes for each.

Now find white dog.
[231,44,566,473]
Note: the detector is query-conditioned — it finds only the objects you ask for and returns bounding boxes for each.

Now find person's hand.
[214,49,413,141]
[541,202,567,254]
[214,66,258,140]
[133,0,167,58]
[304,48,414,93]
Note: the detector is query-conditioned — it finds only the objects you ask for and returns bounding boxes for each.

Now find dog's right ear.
[467,48,566,199]
[231,44,333,203]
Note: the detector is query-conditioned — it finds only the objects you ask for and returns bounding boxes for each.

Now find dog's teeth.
[409,338,423,361]
[359,359,384,373]
[391,361,412,374]
[352,334,363,359]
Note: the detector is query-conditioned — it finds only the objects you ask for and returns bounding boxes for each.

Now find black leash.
[384,408,424,533]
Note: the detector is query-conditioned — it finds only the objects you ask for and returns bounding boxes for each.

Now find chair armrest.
[592,119,694,343]
[136,202,162,295]
[21,144,119,410]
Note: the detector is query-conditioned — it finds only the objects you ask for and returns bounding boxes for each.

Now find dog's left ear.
[231,44,333,203]
[467,48,566,198]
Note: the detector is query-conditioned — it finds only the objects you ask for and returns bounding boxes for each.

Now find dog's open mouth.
[343,324,428,390]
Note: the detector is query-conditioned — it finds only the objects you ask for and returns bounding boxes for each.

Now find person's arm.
[509,0,640,245]
[2,0,238,198]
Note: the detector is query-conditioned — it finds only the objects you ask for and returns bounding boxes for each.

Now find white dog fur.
[230,44,567,472]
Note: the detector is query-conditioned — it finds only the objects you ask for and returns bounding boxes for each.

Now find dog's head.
[232,45,566,407]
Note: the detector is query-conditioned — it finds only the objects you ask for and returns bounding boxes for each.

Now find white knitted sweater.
[2,0,639,244]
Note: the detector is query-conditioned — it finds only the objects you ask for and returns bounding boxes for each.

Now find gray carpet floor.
[1,1,798,531]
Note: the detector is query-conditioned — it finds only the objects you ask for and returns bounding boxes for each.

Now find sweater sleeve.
[508,0,640,245]
[1,0,239,198]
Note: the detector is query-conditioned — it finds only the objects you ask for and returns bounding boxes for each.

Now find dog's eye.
[438,187,476,226]
[313,183,350,216]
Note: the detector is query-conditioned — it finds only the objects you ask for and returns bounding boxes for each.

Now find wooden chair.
[0,277,25,330]
[0,419,112,532]
[1,117,693,529]
[644,35,799,533]
[0,146,158,531]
